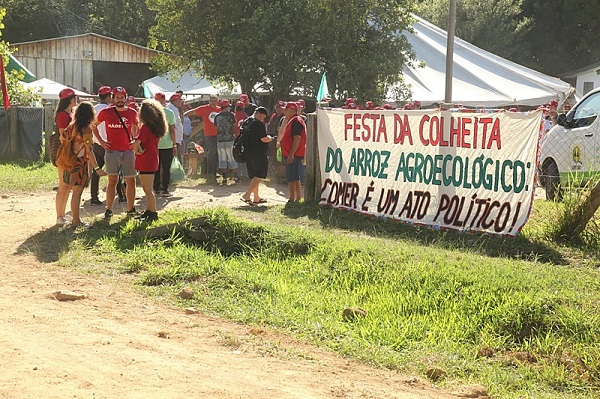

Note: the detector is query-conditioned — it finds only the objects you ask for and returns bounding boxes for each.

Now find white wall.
[575,70,600,96]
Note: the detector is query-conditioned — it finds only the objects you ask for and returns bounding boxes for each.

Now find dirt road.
[0,183,475,398]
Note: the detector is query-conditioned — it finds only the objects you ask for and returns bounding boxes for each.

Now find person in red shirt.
[185,94,221,182]
[133,99,167,222]
[54,88,77,226]
[280,102,307,202]
[94,86,139,219]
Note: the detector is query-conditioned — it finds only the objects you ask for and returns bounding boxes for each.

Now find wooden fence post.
[305,113,321,202]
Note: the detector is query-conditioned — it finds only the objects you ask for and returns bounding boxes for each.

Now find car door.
[562,90,600,179]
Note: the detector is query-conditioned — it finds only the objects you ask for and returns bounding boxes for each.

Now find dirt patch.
[0,182,466,398]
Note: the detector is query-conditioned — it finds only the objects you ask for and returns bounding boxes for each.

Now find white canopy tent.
[22,78,91,100]
[396,16,574,107]
[142,71,244,101]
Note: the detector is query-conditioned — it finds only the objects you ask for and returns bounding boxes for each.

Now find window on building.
[583,81,595,94]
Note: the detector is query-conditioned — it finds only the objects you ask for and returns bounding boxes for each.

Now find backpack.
[232,117,253,163]
[55,124,79,169]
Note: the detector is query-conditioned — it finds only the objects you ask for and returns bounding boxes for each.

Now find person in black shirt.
[241,107,274,204]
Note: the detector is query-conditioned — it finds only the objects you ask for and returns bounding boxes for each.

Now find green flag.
[316,72,330,102]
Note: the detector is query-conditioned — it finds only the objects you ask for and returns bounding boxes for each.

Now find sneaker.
[126,208,139,216]
[160,190,172,197]
[135,210,150,220]
[104,209,113,219]
[56,216,69,226]
[90,198,103,206]
[140,211,158,222]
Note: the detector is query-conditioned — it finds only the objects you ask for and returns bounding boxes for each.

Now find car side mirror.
[556,113,567,126]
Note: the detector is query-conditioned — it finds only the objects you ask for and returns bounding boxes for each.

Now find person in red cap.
[544,100,559,132]
[54,87,78,225]
[213,99,239,183]
[153,92,177,196]
[185,94,221,183]
[382,103,394,110]
[93,86,139,219]
[90,85,125,206]
[280,101,307,203]
[365,101,375,110]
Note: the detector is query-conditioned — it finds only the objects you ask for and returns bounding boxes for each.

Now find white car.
[539,88,600,200]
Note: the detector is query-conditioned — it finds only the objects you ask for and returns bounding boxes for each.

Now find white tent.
[397,16,574,107]
[22,78,91,100]
[142,71,242,101]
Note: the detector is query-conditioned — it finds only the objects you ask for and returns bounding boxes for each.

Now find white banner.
[317,109,542,236]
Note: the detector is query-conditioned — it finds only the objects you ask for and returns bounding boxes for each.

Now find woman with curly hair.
[59,101,105,227]
[133,99,167,222]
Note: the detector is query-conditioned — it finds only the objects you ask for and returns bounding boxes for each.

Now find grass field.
[5,160,600,399]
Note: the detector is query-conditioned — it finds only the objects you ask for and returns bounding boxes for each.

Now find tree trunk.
[561,181,600,237]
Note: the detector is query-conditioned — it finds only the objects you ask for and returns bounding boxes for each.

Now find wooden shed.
[10,33,160,96]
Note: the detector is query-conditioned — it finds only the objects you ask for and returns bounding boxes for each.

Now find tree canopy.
[147,0,416,103]
[1,0,153,46]
[417,0,600,77]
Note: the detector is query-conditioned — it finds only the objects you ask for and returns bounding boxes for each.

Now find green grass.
[9,161,600,398]
[0,160,57,193]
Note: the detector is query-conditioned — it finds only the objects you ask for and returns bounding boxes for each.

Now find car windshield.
[573,92,600,119]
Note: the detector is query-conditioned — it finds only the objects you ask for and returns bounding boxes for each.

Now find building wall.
[575,70,600,96]
[10,34,159,94]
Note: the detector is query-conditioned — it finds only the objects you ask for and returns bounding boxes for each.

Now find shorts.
[246,155,268,179]
[285,157,305,183]
[217,141,238,170]
[105,149,136,178]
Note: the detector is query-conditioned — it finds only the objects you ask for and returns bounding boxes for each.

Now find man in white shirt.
[167,93,184,164]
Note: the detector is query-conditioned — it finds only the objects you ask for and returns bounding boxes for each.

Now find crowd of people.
[53,88,309,227]
[54,85,564,226]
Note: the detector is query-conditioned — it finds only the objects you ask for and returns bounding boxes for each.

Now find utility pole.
[444,0,457,106]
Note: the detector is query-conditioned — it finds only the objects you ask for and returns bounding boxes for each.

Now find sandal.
[240,197,254,205]
[253,198,267,204]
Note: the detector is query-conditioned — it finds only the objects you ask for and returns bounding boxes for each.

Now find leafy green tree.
[518,0,600,76]
[1,0,153,46]
[0,8,40,107]
[147,0,416,103]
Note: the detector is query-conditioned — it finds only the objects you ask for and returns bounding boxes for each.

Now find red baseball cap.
[112,86,127,96]
[347,102,357,109]
[127,95,136,103]
[239,94,249,103]
[59,88,76,99]
[365,101,374,109]
[276,99,285,108]
[548,100,558,107]
[285,102,299,111]
[345,97,356,105]
[220,99,231,108]
[383,103,394,110]
[155,92,166,100]
[97,86,111,95]
[413,101,421,107]
[170,93,182,102]
[508,107,518,112]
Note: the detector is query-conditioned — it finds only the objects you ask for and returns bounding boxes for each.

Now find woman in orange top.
[59,101,105,227]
